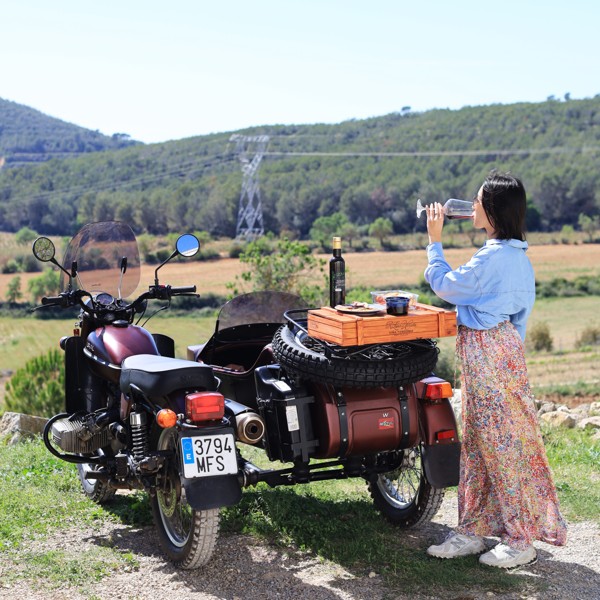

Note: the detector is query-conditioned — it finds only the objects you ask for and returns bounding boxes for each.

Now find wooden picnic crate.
[307,304,457,347]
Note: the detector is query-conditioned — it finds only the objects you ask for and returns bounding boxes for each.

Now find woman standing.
[424,171,567,568]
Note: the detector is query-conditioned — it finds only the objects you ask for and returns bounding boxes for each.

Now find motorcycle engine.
[50,414,110,454]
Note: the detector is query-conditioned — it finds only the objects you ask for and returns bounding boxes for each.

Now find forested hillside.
[0,97,139,167]
[0,96,599,237]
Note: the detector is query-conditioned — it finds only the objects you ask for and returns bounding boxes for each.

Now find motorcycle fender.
[421,442,461,488]
[419,396,461,488]
[182,474,242,510]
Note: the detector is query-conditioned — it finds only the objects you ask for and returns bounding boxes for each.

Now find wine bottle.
[329,237,346,307]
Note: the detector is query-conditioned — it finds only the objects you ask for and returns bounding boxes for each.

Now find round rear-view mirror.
[32,237,56,262]
[176,234,200,258]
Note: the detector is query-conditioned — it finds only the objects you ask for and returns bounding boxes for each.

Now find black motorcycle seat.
[120,354,218,397]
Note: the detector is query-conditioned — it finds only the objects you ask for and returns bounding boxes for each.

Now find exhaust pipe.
[225,399,266,445]
[235,412,266,444]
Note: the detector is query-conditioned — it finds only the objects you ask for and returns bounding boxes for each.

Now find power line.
[0,153,237,206]
[261,146,600,158]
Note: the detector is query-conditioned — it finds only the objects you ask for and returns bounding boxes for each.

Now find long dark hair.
[481,170,527,240]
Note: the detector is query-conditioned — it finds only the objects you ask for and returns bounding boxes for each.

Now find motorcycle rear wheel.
[368,447,444,527]
[272,324,438,388]
[151,428,220,569]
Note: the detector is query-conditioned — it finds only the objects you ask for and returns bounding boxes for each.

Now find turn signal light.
[424,380,453,400]
[156,408,178,429]
[186,391,225,422]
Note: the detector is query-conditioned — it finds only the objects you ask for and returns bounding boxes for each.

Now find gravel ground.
[1,497,598,600]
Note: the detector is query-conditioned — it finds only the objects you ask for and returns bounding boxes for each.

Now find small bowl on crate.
[385,296,410,316]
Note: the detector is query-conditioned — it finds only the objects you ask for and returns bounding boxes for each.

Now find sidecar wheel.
[77,454,116,504]
[368,447,445,527]
[272,324,438,388]
[151,428,220,569]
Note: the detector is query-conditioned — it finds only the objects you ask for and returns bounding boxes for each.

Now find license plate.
[180,433,237,478]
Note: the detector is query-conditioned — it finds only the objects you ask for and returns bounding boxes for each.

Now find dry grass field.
[2,240,599,300]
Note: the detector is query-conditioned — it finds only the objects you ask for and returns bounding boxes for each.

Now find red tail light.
[185,391,225,422]
[424,380,453,400]
[436,429,457,441]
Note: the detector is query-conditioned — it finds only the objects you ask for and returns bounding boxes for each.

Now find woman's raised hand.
[426,202,444,244]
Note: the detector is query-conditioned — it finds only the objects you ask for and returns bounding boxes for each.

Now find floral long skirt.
[455,322,567,550]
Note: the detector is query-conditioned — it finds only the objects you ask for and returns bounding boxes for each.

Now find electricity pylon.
[230,134,269,239]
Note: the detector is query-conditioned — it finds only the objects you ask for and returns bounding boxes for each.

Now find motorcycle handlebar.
[41,295,69,307]
[169,285,197,295]
[40,284,197,312]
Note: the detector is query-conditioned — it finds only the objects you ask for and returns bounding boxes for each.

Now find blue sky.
[2,0,598,143]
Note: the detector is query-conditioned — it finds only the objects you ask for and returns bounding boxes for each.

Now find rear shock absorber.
[130,411,148,460]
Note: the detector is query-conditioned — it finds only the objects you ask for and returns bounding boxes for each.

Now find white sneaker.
[427,533,486,558]
[479,543,537,568]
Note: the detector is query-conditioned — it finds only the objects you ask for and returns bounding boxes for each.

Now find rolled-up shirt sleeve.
[424,242,483,306]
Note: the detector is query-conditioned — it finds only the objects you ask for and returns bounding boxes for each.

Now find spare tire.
[272,325,438,388]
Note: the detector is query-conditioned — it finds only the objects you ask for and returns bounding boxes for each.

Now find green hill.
[0,97,139,166]
[0,96,599,237]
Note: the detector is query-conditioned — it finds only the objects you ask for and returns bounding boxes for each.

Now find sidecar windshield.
[216,291,306,331]
[60,221,141,297]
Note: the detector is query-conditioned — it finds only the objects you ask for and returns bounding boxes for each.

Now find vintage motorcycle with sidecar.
[33,220,460,570]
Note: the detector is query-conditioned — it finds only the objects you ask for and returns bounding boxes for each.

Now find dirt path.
[1,497,598,600]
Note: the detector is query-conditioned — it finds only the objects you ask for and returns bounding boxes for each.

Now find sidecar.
[188,291,307,407]
[188,291,461,529]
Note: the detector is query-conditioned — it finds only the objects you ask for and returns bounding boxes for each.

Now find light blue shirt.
[424,239,535,342]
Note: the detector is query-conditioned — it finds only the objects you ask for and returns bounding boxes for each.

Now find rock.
[571,404,591,418]
[590,402,600,416]
[537,402,557,416]
[0,412,48,445]
[577,416,600,431]
[540,411,577,428]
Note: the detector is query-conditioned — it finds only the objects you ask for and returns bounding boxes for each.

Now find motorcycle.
[33,220,461,570]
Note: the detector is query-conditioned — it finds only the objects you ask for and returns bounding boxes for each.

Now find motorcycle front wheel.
[77,450,117,504]
[368,447,445,528]
[150,428,220,569]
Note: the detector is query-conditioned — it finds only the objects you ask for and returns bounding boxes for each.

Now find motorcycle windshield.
[59,221,141,298]
[216,291,306,331]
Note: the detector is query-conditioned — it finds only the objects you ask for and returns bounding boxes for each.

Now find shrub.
[17,254,42,273]
[575,325,600,349]
[1,259,20,274]
[5,349,64,417]
[228,243,245,258]
[560,224,575,244]
[14,226,39,245]
[527,321,554,352]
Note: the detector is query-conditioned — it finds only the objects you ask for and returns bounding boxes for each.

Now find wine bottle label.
[333,274,345,288]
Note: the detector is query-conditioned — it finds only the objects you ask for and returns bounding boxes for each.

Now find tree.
[578,213,599,243]
[309,212,349,250]
[368,217,394,248]
[27,268,60,302]
[340,222,361,248]
[229,238,327,305]
[6,275,22,303]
